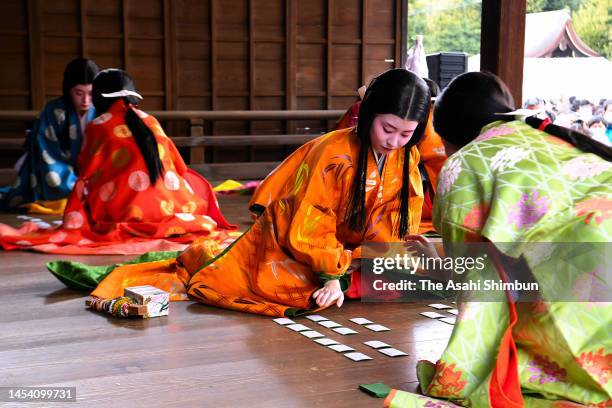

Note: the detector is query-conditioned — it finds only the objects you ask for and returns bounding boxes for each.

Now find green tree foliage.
[528,0,584,12]
[572,0,611,58]
[527,0,548,12]
[408,0,481,56]
[541,0,583,12]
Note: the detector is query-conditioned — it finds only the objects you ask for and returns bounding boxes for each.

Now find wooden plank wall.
[480,0,526,105]
[0,0,405,166]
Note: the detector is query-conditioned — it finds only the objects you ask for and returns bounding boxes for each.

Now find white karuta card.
[286,323,310,332]
[448,309,459,316]
[328,344,355,352]
[318,320,342,328]
[428,303,452,309]
[314,338,339,346]
[349,317,373,325]
[378,347,408,357]
[363,340,391,349]
[273,317,295,325]
[344,352,373,361]
[440,317,456,325]
[300,330,324,339]
[365,324,390,332]
[420,311,446,319]
[333,327,358,335]
[305,314,328,322]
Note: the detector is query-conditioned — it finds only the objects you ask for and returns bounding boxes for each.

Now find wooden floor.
[0,195,452,408]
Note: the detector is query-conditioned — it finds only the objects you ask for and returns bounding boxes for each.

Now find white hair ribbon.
[101,90,143,100]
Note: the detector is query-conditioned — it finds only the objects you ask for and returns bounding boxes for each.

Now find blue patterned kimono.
[0,97,95,210]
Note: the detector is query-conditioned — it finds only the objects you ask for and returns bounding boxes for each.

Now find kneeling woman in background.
[0,58,99,214]
[0,69,235,254]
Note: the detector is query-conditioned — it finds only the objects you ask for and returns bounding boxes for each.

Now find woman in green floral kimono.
[387,72,611,408]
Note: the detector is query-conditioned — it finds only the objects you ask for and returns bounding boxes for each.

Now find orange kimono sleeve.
[282,147,355,281]
[286,199,352,280]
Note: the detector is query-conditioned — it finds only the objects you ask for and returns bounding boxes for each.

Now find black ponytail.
[346,138,369,233]
[398,143,412,238]
[525,116,612,162]
[124,104,164,184]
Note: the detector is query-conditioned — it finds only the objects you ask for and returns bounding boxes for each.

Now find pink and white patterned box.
[124,285,170,318]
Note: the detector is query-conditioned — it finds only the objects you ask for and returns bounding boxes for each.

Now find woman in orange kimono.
[90,68,431,316]
[0,69,234,254]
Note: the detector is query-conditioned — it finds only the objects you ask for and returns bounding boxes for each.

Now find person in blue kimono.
[0,58,100,213]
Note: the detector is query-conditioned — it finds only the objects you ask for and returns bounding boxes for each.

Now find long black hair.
[423,77,441,98]
[433,71,611,161]
[92,69,164,184]
[345,69,431,239]
[60,58,99,151]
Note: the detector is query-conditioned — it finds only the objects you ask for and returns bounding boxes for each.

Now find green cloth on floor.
[359,383,392,398]
[47,251,180,291]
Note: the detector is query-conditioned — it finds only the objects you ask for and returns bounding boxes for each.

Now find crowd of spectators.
[523,97,612,146]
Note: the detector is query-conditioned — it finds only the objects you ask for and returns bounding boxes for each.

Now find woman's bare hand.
[312,279,344,308]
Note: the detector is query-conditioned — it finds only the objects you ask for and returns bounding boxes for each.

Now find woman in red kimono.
[0,69,235,254]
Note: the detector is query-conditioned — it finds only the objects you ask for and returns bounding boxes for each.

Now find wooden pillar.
[80,0,88,57]
[326,0,333,109]
[122,0,130,71]
[190,119,205,163]
[210,0,217,112]
[163,0,176,111]
[397,0,407,68]
[209,0,217,163]
[248,0,255,161]
[480,0,527,105]
[360,0,367,86]
[27,0,44,109]
[285,0,296,135]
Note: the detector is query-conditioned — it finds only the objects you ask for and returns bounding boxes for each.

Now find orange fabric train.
[185,127,423,316]
[0,100,235,254]
[92,127,424,315]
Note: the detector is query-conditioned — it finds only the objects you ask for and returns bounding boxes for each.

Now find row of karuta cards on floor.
[273,315,404,362]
